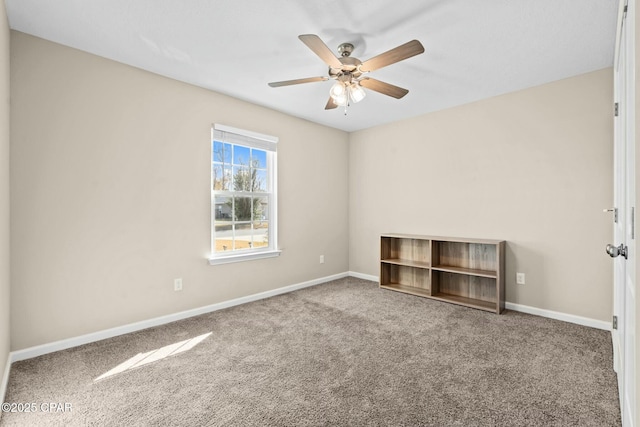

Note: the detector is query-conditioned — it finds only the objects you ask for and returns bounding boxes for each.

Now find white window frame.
[208,124,280,265]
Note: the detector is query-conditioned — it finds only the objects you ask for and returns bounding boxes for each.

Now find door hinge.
[604,207,618,223]
[615,102,619,116]
[613,315,618,330]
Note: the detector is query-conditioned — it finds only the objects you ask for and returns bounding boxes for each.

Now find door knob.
[606,243,628,259]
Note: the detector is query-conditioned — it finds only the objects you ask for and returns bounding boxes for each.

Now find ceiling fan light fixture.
[332,92,348,106]
[329,81,346,98]
[330,80,366,106]
[349,82,366,103]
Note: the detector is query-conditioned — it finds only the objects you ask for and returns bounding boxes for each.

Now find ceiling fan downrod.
[337,43,354,57]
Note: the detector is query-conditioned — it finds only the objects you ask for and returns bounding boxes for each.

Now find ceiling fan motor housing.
[329,55,362,79]
[337,42,354,57]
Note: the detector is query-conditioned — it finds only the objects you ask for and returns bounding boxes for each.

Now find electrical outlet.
[174,278,183,291]
[516,273,525,285]
[320,255,325,264]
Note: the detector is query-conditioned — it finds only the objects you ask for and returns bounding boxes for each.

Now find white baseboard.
[1,355,10,405]
[504,302,611,331]
[11,272,349,363]
[349,271,611,331]
[348,271,378,282]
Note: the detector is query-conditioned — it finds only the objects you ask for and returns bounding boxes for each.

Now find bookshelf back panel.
[400,239,430,264]
[383,237,430,263]
[433,241,497,272]
[432,271,496,303]
[386,264,430,291]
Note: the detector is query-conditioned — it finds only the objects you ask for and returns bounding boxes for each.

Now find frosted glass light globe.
[329,81,346,98]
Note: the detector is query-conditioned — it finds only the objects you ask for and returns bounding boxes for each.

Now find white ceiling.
[5,0,619,132]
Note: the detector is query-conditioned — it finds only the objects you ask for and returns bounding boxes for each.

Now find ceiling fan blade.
[299,34,343,69]
[325,96,338,110]
[359,78,409,99]
[268,76,329,87]
[359,40,424,72]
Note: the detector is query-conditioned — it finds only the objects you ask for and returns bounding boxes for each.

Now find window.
[209,124,279,264]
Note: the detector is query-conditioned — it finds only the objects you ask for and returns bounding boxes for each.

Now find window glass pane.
[253,197,269,248]
[214,194,233,253]
[252,149,267,169]
[253,223,269,248]
[234,223,253,250]
[214,195,232,221]
[232,165,251,191]
[213,141,232,164]
[214,224,233,252]
[253,197,268,222]
[212,165,232,190]
[235,167,266,192]
[234,196,253,221]
[253,170,267,192]
[233,145,250,165]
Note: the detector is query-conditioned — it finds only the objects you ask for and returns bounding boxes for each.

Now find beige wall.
[0,0,11,392]
[10,32,349,350]
[8,29,616,349]
[349,68,613,322]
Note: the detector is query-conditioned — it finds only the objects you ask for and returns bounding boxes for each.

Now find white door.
[611,1,636,425]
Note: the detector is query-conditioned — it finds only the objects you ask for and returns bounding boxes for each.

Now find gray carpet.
[1,277,620,426]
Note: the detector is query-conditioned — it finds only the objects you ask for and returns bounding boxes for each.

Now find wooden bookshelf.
[380,234,505,314]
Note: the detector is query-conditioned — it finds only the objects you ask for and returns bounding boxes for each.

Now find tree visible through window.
[211,125,277,260]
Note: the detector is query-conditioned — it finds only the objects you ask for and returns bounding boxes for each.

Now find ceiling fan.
[268,34,425,110]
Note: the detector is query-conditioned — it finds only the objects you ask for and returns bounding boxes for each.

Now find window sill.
[208,250,282,265]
